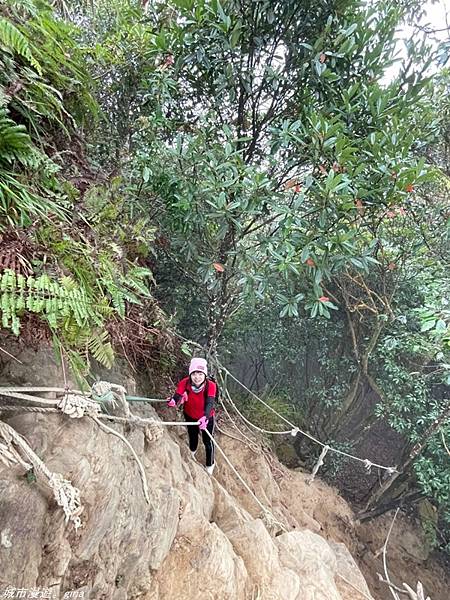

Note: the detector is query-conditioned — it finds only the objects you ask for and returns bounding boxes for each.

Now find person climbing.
[167,357,216,475]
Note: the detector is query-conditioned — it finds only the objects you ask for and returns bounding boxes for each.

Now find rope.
[203,428,286,535]
[0,390,62,406]
[0,420,82,529]
[222,390,293,436]
[215,422,259,454]
[217,362,398,474]
[0,406,59,414]
[2,371,398,473]
[91,415,150,505]
[216,370,265,449]
[1,363,397,537]
[0,398,202,513]
[0,380,284,535]
[0,387,86,394]
[0,404,197,427]
[308,445,329,484]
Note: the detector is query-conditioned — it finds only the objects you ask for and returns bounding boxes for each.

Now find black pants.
[184,413,215,467]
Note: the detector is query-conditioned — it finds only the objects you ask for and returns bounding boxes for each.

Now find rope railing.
[2,364,398,477]
[0,354,398,534]
[214,362,398,476]
[203,428,286,534]
[0,389,281,532]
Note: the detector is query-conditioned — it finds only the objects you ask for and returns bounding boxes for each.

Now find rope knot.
[144,419,164,443]
[290,427,299,437]
[50,473,83,529]
[1,420,84,529]
[57,393,101,418]
[363,459,373,473]
[308,444,330,485]
[91,381,130,417]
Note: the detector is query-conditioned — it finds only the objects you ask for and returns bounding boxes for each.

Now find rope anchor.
[308,445,329,485]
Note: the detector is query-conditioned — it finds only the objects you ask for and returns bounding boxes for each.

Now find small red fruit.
[305,258,315,267]
[213,262,225,272]
[319,53,327,63]
[405,184,414,193]
[318,296,330,303]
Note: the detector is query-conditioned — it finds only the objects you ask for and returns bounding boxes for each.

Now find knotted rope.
[0,391,199,525]
[0,420,82,529]
[308,445,330,484]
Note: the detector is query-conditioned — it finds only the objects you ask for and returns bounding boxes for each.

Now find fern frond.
[0,107,33,166]
[0,17,42,74]
[88,330,114,369]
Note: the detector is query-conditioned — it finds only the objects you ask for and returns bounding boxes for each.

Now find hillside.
[1,348,449,600]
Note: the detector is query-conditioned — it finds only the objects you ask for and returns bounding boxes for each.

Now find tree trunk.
[362,402,450,513]
[358,489,425,522]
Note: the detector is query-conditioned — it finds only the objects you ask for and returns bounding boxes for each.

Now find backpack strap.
[204,378,217,418]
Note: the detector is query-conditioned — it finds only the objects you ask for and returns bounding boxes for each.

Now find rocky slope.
[0,351,448,600]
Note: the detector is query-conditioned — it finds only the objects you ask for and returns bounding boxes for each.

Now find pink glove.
[167,398,176,408]
[198,416,208,430]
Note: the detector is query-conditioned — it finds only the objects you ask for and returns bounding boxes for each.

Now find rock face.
[0,350,373,600]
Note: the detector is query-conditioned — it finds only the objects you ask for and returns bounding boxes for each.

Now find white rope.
[1,370,398,475]
[0,389,61,406]
[0,438,32,470]
[0,400,201,508]
[0,420,82,529]
[216,371,266,449]
[0,404,198,427]
[1,367,396,539]
[203,428,286,534]
[215,422,259,454]
[308,445,329,484]
[91,415,150,505]
[1,382,284,533]
[0,386,86,394]
[218,363,398,474]
[222,391,293,436]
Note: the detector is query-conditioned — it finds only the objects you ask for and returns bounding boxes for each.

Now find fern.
[0,268,93,330]
[0,107,34,166]
[0,17,42,74]
[88,330,114,369]
[126,266,154,297]
[0,268,117,372]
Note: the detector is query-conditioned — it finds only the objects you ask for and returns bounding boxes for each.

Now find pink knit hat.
[189,357,208,376]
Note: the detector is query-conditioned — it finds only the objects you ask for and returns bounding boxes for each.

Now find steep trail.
[1,349,448,599]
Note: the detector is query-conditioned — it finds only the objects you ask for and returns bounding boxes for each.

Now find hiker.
[167,357,216,475]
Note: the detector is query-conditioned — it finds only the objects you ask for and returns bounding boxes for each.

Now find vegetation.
[0,0,449,555]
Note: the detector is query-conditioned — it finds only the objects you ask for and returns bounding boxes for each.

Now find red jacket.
[174,377,216,420]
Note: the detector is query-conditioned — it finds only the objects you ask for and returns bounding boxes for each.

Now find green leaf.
[421,320,436,332]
